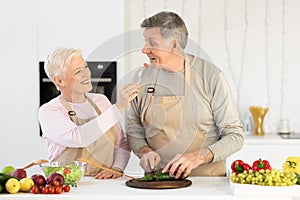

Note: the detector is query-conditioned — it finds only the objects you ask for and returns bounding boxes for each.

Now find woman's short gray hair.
[140,11,188,49]
[45,48,81,82]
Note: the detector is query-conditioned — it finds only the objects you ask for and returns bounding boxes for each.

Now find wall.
[0,0,41,168]
[0,0,299,172]
[0,0,125,169]
[125,0,300,134]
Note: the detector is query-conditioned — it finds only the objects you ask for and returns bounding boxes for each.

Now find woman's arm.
[39,97,123,148]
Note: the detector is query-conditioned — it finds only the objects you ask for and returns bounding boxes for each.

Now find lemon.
[19,178,34,192]
[5,178,20,194]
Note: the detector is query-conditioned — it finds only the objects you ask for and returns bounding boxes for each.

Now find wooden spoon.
[22,159,48,169]
[77,158,135,179]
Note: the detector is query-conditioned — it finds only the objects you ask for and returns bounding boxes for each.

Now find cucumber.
[0,173,20,188]
[138,174,154,182]
[156,172,176,181]
[139,172,184,182]
[295,173,300,185]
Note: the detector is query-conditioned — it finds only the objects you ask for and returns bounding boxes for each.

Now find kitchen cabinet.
[226,134,300,170]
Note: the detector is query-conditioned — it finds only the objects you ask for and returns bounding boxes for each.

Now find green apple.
[5,178,20,194]
[19,178,34,192]
[0,184,3,192]
[1,166,15,175]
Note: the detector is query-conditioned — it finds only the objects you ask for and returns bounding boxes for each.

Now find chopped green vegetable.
[138,172,184,182]
[139,174,154,182]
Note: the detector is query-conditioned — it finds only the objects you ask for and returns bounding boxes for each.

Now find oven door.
[88,61,117,103]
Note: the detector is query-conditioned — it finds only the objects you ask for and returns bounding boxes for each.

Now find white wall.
[125,0,300,134]
[0,0,126,169]
[0,0,300,172]
[0,0,42,168]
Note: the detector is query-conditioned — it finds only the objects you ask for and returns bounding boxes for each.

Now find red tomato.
[42,187,49,194]
[48,187,55,194]
[53,181,60,187]
[63,185,71,192]
[55,187,62,194]
[64,168,71,175]
[32,186,39,194]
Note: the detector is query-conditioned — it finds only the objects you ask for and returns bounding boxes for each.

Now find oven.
[39,61,117,136]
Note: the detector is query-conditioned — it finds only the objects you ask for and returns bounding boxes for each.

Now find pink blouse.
[38,93,130,171]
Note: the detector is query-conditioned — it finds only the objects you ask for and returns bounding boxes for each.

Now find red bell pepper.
[252,158,272,172]
[231,160,251,174]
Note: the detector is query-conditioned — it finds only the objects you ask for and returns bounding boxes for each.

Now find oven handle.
[42,78,112,83]
[91,78,112,83]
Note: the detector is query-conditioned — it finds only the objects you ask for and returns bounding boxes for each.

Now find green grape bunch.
[230,168,297,186]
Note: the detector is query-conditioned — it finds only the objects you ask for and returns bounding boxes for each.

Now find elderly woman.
[39,48,139,179]
[126,11,244,178]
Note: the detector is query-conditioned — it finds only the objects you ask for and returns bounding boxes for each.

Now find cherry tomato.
[39,186,44,193]
[48,187,55,194]
[55,187,62,194]
[63,185,71,192]
[32,186,39,194]
[42,187,48,194]
[53,181,60,187]
[64,168,71,175]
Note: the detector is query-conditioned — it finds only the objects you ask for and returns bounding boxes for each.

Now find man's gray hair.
[140,11,189,49]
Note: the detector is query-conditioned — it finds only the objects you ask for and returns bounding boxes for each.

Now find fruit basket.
[40,160,86,187]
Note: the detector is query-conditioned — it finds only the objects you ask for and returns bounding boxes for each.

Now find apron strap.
[59,96,79,124]
[85,95,102,115]
[184,58,191,96]
[141,68,160,118]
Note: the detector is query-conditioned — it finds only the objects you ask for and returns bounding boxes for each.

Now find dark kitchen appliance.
[39,61,117,136]
[279,133,300,139]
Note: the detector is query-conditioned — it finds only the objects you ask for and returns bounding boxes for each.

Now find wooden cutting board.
[125,178,192,189]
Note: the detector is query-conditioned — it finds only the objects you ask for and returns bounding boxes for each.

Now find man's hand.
[162,147,213,179]
[138,146,161,172]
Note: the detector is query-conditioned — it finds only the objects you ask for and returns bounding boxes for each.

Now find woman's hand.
[115,83,140,113]
[91,167,123,179]
[162,148,213,179]
[138,146,161,172]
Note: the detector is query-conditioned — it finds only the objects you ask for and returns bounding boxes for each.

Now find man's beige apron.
[54,96,117,175]
[140,60,225,176]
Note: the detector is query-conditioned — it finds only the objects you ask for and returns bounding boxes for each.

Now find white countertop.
[1,176,299,200]
[2,134,299,199]
[243,133,300,145]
